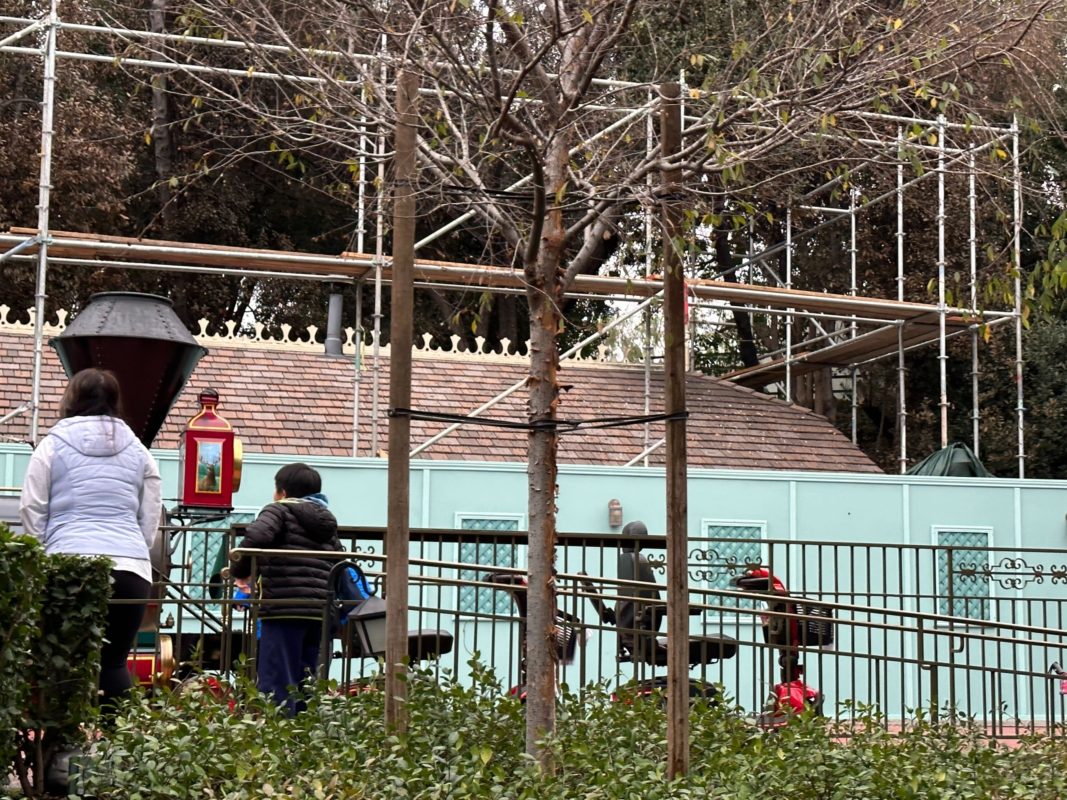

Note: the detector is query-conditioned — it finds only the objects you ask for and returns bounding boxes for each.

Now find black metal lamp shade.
[50,292,207,448]
[351,595,388,658]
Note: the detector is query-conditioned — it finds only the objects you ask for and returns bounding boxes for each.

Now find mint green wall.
[3,442,1066,546]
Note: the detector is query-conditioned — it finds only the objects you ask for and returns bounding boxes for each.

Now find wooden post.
[660,81,689,778]
[385,69,418,731]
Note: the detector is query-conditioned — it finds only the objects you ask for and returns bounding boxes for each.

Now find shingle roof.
[0,331,881,473]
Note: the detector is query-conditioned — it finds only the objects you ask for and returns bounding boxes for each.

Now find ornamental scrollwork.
[954,557,1067,590]
[349,544,378,570]
[643,548,763,583]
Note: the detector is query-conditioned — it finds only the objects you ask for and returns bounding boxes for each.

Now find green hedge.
[0,524,113,797]
[0,527,44,771]
[82,666,1067,800]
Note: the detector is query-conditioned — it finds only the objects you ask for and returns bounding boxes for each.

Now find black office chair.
[585,521,738,700]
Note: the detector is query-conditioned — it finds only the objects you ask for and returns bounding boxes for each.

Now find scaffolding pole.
[0,234,39,263]
[352,278,364,457]
[29,1,57,446]
[937,116,949,449]
[785,207,793,403]
[370,35,387,458]
[0,17,43,48]
[745,137,1006,276]
[1013,118,1025,478]
[643,88,654,468]
[896,128,908,473]
[624,438,666,467]
[969,151,980,457]
[850,188,859,444]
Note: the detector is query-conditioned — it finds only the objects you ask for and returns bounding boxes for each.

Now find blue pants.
[256,618,322,715]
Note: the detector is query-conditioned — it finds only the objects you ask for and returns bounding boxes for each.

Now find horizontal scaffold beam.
[6,228,1011,328]
[722,317,973,388]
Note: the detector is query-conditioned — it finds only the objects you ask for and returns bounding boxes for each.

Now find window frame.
[931,525,996,625]
[699,518,768,625]
[454,513,526,620]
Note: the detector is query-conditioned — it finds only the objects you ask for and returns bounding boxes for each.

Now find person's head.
[273,462,321,500]
[620,520,648,553]
[59,368,123,419]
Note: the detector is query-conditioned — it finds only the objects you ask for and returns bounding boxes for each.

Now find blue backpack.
[336,563,375,624]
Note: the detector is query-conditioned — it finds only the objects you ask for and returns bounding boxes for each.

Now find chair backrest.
[485,573,528,617]
[616,552,665,660]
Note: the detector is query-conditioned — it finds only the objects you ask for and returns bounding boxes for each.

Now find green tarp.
[906,442,993,477]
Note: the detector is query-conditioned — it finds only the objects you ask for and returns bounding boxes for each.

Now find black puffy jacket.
[230,499,342,619]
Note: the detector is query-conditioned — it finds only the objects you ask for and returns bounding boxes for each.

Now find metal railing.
[145,524,1067,737]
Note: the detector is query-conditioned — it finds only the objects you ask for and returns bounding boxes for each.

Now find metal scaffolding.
[0,8,1026,475]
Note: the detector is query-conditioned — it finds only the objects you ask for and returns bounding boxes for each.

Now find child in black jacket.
[231,462,341,714]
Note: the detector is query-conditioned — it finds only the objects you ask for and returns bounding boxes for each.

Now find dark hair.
[275,462,321,498]
[59,368,123,419]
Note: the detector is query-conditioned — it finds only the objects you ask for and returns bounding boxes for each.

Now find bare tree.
[123,0,1064,767]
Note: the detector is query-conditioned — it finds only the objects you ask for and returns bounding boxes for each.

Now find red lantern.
[178,389,242,512]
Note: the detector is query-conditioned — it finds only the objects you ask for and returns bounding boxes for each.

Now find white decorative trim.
[0,305,630,366]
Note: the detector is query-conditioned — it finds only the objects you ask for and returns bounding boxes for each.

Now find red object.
[178,389,242,511]
[744,567,797,637]
[125,636,175,687]
[773,678,820,714]
[126,652,157,686]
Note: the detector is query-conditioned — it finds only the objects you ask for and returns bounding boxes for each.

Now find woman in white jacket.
[20,368,162,717]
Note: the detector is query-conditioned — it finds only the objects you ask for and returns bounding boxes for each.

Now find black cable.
[389,407,688,432]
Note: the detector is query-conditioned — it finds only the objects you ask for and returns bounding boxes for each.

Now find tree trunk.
[524,137,567,771]
[148,0,173,231]
[496,295,519,351]
[148,0,194,324]
[814,367,836,422]
[660,82,690,779]
[713,228,759,367]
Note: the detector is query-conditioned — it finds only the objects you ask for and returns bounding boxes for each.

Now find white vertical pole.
[643,89,653,467]
[897,128,907,473]
[357,117,368,254]
[849,188,859,444]
[937,116,949,449]
[898,325,906,471]
[1012,118,1025,478]
[969,151,980,457]
[352,278,364,457]
[680,69,692,374]
[785,207,793,403]
[370,34,387,457]
[30,0,58,445]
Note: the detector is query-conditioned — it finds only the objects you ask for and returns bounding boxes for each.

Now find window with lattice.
[701,521,765,611]
[935,529,991,621]
[180,512,256,601]
[457,516,522,617]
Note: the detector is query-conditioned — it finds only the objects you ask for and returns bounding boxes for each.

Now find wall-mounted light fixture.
[608,498,623,528]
